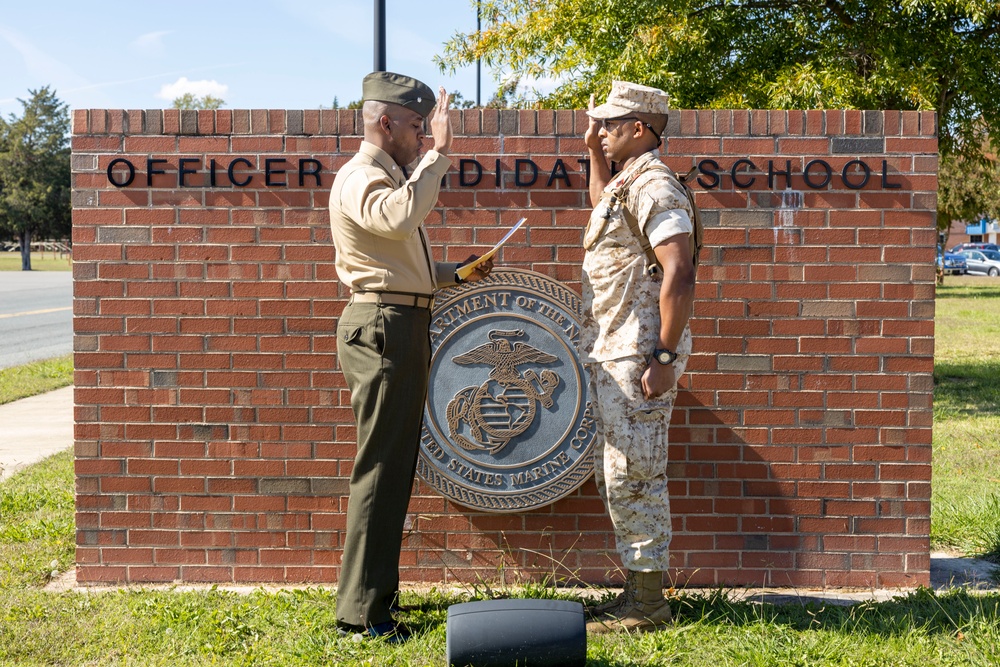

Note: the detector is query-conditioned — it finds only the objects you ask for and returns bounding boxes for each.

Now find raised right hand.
[584,94,602,153]
[431,87,453,156]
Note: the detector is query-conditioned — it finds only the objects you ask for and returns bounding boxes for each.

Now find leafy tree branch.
[438,0,1000,232]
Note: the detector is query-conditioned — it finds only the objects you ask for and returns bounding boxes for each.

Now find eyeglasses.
[600,116,639,132]
[600,116,663,146]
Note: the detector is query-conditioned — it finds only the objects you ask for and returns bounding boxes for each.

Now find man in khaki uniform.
[580,81,698,633]
[329,71,492,642]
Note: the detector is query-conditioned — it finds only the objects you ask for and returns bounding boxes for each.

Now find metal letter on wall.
[418,269,596,512]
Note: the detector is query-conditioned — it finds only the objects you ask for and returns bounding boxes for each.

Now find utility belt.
[349,290,435,310]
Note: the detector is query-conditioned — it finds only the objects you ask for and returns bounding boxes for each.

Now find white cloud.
[0,25,88,89]
[130,31,171,57]
[157,77,229,101]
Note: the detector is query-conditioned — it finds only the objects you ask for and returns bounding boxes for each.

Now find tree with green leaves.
[439,0,1000,232]
[446,91,479,109]
[0,87,71,271]
[172,93,225,110]
[938,148,1000,241]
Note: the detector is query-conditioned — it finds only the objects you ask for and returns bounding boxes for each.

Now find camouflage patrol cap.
[587,80,670,119]
[362,71,436,118]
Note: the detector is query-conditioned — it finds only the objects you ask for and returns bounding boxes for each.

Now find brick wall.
[71,108,937,587]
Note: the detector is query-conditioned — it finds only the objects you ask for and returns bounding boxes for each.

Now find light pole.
[476,1,482,106]
[374,0,386,71]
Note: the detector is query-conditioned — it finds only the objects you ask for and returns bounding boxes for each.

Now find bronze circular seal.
[417,268,596,512]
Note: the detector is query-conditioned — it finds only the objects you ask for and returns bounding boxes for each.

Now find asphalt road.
[0,271,72,370]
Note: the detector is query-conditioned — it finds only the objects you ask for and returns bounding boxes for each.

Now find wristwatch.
[652,348,678,365]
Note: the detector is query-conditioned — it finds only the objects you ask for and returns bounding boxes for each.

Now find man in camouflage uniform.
[580,81,697,634]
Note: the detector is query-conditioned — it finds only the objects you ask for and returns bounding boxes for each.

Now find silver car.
[959,249,1000,276]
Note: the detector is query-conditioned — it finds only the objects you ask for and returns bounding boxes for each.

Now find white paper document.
[455,217,527,280]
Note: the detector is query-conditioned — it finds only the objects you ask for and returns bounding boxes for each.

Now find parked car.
[937,251,968,275]
[958,249,1000,276]
[950,242,1000,253]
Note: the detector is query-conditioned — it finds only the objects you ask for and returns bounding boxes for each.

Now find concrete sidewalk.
[2,385,996,597]
[0,384,73,480]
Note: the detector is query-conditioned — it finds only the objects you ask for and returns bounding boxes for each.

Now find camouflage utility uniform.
[580,151,694,572]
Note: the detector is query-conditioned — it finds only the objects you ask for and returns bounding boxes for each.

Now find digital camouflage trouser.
[588,347,689,572]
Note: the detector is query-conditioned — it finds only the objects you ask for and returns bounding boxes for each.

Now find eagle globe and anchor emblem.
[447,329,560,455]
[418,268,598,512]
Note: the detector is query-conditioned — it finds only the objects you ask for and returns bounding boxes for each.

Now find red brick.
[69,108,938,586]
[76,565,128,583]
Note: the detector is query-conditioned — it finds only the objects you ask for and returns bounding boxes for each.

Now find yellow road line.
[0,306,72,319]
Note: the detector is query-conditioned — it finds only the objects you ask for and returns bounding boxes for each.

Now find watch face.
[656,350,675,364]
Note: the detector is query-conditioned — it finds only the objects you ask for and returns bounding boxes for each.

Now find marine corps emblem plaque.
[418,268,597,512]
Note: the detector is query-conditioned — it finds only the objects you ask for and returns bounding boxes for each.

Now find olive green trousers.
[335,301,431,627]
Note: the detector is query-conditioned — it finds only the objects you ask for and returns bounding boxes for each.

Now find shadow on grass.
[934,360,1000,417]
[935,282,1000,299]
[401,587,1000,640]
[669,587,1000,637]
[585,588,1000,666]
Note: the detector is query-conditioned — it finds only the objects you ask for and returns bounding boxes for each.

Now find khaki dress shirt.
[329,141,459,295]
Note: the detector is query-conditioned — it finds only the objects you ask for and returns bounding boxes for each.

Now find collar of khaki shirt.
[357,141,415,187]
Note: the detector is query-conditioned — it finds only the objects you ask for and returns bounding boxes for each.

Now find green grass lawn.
[1,278,1000,664]
[0,451,74,590]
[0,354,74,405]
[932,276,1000,560]
[0,455,998,665]
[0,251,72,271]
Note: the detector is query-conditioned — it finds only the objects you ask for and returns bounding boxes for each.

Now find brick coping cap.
[71,108,939,138]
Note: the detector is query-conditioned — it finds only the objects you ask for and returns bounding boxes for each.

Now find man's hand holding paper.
[458,254,494,282]
[455,217,526,281]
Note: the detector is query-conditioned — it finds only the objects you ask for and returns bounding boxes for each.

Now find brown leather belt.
[350,291,434,309]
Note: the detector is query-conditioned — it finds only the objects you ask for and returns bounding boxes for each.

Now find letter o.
[803,159,832,189]
[107,158,135,187]
[842,159,871,190]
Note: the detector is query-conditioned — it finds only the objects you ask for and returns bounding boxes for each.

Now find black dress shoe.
[337,621,411,644]
[388,591,418,614]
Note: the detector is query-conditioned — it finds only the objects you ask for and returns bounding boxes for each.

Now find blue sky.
[0,1,498,118]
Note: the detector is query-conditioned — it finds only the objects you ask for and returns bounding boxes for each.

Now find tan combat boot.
[585,570,673,634]
[586,570,637,619]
